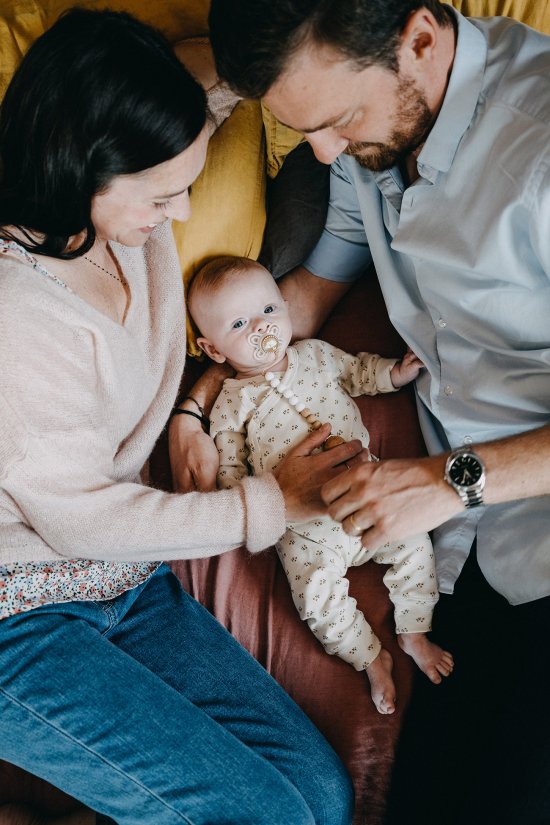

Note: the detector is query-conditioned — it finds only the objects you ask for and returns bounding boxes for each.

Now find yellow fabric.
[261,103,304,178]
[450,0,549,34]
[173,100,266,357]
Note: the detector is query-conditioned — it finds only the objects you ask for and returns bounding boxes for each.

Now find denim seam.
[93,600,120,634]
[0,685,197,825]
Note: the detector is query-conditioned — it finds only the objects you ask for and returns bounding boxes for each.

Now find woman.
[0,10,360,824]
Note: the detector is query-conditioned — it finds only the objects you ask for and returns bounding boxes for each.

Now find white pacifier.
[248,324,282,362]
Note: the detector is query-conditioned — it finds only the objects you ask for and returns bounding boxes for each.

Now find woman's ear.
[196,337,227,364]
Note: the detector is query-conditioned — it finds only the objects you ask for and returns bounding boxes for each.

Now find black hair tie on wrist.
[181,394,205,415]
[169,407,210,434]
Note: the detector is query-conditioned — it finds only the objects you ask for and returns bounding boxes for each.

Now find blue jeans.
[0,564,353,824]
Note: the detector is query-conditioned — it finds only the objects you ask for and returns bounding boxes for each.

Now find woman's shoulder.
[0,252,93,365]
[0,251,70,315]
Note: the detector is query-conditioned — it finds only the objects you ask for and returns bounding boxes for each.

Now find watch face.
[449,454,483,488]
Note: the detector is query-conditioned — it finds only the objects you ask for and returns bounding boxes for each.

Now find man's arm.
[322,424,550,550]
[278,265,352,340]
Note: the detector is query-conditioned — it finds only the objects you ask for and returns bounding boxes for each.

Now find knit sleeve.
[0,275,285,562]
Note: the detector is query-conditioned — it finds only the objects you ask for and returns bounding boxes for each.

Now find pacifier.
[248,324,282,362]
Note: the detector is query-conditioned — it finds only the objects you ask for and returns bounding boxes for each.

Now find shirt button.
[463,435,473,444]
[444,385,453,396]
[438,318,447,328]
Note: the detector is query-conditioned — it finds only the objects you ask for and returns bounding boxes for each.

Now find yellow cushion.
[173,100,266,357]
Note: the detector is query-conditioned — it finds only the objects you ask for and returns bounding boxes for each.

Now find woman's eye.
[232,319,245,329]
[153,201,168,210]
[264,305,275,314]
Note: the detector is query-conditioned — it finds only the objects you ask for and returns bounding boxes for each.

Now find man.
[201,2,550,823]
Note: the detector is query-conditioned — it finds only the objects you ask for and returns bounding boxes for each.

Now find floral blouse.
[0,239,159,619]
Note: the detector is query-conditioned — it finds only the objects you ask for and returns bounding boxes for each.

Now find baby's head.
[188,256,293,377]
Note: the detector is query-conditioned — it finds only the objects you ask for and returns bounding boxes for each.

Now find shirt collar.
[416,10,487,181]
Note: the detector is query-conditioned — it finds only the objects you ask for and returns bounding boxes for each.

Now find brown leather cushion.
[0,273,426,825]
[171,272,427,825]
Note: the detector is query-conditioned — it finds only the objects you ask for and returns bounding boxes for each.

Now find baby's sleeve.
[210,386,251,490]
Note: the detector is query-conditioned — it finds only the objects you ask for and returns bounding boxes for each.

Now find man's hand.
[274,424,368,522]
[321,454,462,549]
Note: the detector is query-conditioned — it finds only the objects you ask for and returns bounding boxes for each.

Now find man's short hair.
[209,0,453,98]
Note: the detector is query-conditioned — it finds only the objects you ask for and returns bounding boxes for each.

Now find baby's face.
[196,265,293,377]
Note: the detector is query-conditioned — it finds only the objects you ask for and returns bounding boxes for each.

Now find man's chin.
[344,145,401,172]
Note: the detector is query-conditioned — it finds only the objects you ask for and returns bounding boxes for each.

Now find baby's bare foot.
[398,632,454,684]
[366,648,396,714]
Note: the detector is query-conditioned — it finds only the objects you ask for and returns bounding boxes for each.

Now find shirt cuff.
[240,473,286,553]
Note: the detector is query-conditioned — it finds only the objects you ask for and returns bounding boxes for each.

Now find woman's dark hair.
[0,8,207,257]
[209,0,453,98]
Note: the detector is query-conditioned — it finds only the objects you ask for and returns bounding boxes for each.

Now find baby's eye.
[153,201,169,210]
[264,305,275,314]
[232,319,246,329]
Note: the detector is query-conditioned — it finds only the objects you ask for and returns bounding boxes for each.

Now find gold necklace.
[84,254,123,284]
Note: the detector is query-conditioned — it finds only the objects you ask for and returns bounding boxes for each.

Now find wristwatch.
[444,447,486,508]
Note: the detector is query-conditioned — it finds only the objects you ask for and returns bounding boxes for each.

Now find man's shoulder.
[476,16,550,122]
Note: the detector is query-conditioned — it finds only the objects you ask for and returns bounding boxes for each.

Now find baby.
[188,255,453,714]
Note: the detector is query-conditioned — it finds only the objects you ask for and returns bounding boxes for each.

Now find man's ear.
[399,8,437,68]
[196,337,227,364]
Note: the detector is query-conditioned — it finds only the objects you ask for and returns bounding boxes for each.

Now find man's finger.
[319,438,363,469]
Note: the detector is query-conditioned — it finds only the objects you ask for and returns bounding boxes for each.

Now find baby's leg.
[365,648,396,714]
[397,632,453,684]
[278,527,396,713]
[376,534,453,684]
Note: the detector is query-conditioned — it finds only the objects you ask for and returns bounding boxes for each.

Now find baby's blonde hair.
[188,255,263,333]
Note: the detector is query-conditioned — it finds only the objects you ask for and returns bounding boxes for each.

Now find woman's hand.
[169,413,219,492]
[274,424,368,522]
[169,363,234,492]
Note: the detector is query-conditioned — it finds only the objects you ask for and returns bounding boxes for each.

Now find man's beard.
[345,77,434,172]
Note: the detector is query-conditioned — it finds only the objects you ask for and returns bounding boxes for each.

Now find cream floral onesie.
[211,339,438,671]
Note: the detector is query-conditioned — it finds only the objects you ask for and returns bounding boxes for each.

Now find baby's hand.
[390,349,424,388]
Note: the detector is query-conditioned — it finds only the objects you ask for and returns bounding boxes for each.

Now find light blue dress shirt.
[304,11,550,604]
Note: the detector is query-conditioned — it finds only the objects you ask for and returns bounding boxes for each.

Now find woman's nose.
[164,191,191,223]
